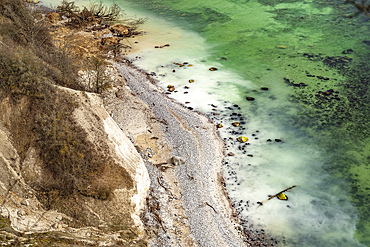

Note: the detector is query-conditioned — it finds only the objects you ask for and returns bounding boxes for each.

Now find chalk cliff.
[0,86,150,245]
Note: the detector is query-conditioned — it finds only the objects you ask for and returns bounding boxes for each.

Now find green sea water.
[42,0,369,246]
[115,1,369,245]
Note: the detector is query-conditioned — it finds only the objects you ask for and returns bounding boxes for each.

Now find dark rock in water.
[261,87,269,90]
[246,97,255,101]
[187,107,193,110]
[342,49,353,54]
[275,139,282,142]
[363,40,370,46]
[267,139,272,142]
[228,152,235,156]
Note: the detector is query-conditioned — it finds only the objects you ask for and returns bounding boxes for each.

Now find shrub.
[0,0,52,48]
[0,44,45,97]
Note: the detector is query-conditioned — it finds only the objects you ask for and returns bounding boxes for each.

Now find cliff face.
[0,1,152,244]
[0,86,150,245]
[65,87,150,230]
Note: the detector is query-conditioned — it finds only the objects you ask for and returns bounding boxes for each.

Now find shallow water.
[42,0,369,246]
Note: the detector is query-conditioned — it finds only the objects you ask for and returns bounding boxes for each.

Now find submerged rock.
[277,193,288,200]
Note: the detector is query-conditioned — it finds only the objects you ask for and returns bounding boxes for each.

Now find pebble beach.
[103,60,277,246]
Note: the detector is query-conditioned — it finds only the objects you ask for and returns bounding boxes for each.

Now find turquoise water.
[42,0,369,246]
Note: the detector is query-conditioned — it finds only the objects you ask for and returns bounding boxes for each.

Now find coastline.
[4,1,368,246]
[103,59,274,246]
[35,2,274,245]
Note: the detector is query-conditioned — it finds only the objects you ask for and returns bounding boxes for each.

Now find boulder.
[109,24,130,37]
[171,156,185,166]
[232,122,240,127]
[47,12,62,24]
[101,36,120,46]
[237,136,248,143]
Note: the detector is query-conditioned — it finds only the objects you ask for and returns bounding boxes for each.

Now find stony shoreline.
[103,60,249,246]
[101,56,285,246]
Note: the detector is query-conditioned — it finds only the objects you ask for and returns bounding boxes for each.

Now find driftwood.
[257,185,297,207]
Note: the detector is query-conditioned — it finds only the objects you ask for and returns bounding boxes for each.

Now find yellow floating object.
[33,0,38,3]
[277,192,288,200]
[217,123,223,128]
[237,136,248,143]
[276,45,287,49]
[189,79,194,83]
[232,122,240,127]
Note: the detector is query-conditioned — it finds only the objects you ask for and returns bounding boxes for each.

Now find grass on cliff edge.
[0,0,136,231]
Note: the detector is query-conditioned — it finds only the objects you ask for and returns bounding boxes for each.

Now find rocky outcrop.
[109,24,130,37]
[65,87,150,231]
[0,124,67,234]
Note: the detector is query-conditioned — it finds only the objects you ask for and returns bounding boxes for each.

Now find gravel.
[115,61,249,247]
